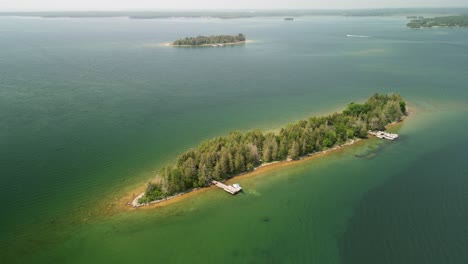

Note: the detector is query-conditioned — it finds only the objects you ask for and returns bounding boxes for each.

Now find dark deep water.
[341,113,468,264]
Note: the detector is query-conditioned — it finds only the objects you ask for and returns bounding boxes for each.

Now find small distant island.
[407,15,468,28]
[284,17,294,21]
[172,34,246,47]
[406,16,424,19]
[133,93,407,206]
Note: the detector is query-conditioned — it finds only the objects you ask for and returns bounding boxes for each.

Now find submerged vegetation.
[138,93,407,204]
[407,15,468,28]
[172,34,246,46]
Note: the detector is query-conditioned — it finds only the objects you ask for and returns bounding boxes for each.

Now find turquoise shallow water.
[0,16,468,263]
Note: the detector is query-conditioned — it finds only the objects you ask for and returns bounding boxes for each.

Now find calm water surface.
[0,16,467,263]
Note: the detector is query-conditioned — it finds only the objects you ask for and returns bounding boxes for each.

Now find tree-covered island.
[172,33,246,46]
[407,15,468,28]
[137,93,407,205]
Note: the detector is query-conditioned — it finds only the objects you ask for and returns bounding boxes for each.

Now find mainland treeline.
[172,34,246,46]
[139,93,407,204]
[407,15,468,28]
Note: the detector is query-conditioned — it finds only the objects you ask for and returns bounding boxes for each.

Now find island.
[172,34,246,47]
[407,15,468,28]
[134,93,407,206]
[406,16,424,19]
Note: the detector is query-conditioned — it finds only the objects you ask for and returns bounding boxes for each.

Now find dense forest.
[407,15,468,28]
[138,93,407,204]
[172,34,246,46]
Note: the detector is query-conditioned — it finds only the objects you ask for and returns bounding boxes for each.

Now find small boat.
[346,34,370,38]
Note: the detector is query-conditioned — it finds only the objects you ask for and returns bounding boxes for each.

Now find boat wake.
[346,34,370,38]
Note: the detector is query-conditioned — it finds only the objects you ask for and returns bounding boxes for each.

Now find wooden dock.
[212,181,242,195]
[368,130,399,140]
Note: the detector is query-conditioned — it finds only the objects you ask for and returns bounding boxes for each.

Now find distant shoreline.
[406,15,468,29]
[1,8,468,19]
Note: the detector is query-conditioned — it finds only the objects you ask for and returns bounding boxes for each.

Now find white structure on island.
[368,130,399,140]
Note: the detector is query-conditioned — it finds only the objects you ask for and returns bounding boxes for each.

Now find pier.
[212,181,242,195]
[368,130,399,140]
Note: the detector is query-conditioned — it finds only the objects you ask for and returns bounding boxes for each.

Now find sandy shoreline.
[122,109,411,211]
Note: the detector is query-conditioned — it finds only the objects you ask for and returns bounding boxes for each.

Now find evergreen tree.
[289,140,300,160]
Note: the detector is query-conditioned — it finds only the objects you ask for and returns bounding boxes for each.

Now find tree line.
[407,15,468,28]
[172,34,246,46]
[138,93,407,203]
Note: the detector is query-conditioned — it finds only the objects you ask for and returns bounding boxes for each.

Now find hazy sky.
[1,0,467,11]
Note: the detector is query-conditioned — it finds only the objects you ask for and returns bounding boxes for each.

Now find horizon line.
[1,6,468,12]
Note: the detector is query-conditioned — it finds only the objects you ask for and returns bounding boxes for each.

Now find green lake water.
[1,16,467,263]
